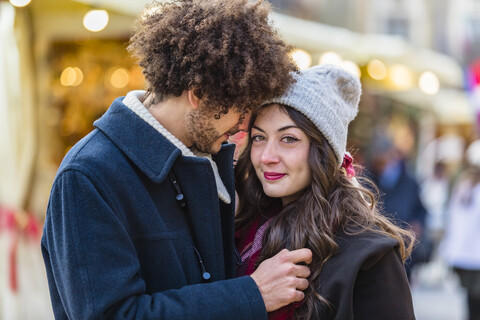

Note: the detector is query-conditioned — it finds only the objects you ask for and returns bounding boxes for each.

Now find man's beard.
[186,109,223,154]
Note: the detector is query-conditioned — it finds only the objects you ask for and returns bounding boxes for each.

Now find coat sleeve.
[352,248,416,320]
[41,169,266,320]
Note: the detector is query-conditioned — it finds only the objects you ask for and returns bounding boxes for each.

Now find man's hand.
[250,248,312,312]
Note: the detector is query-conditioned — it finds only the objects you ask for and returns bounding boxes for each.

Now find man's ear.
[187,89,201,110]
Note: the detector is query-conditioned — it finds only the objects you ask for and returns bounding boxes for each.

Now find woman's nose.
[260,141,279,164]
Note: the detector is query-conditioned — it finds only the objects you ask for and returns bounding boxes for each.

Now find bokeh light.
[60,67,83,87]
[109,67,130,89]
[367,59,388,80]
[291,49,312,70]
[319,52,342,66]
[418,71,440,95]
[342,60,361,78]
[389,64,414,90]
[83,9,109,32]
[9,0,31,7]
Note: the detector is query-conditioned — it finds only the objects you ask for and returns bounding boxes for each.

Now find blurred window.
[387,17,409,39]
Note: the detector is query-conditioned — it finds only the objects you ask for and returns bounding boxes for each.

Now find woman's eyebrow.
[251,125,299,133]
[277,125,299,132]
[252,125,265,133]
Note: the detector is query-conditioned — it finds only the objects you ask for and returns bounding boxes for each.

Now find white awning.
[384,89,474,124]
[269,13,464,89]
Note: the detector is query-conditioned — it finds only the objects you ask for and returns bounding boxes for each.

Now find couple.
[41,0,415,319]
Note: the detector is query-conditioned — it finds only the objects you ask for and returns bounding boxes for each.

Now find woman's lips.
[264,172,286,181]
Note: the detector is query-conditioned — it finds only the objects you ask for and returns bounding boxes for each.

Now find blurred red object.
[0,206,41,292]
[229,131,248,162]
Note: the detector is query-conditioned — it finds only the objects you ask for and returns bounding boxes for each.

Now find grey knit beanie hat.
[263,64,361,166]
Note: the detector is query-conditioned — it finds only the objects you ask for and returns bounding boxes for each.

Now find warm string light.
[291,49,312,70]
[9,0,32,7]
[60,67,83,87]
[419,71,440,95]
[367,59,387,80]
[57,48,434,94]
[83,9,109,32]
[367,59,440,93]
[105,67,130,89]
[389,64,414,90]
[318,52,360,78]
[319,52,342,66]
[341,60,361,78]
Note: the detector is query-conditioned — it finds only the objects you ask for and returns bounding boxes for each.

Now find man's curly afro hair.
[128,0,297,114]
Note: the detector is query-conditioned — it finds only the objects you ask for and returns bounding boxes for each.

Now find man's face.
[186,105,251,154]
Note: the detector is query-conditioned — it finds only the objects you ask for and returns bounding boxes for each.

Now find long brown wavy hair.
[235,105,415,319]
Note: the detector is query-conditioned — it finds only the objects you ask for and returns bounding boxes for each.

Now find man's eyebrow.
[237,111,248,124]
[251,125,299,133]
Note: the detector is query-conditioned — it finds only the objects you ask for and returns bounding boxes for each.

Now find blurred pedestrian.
[420,161,450,249]
[442,139,480,320]
[369,135,429,280]
[40,1,313,319]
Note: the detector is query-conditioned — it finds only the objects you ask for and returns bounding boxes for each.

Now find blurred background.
[1,0,480,319]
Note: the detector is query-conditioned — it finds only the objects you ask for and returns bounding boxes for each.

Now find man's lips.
[264,172,286,181]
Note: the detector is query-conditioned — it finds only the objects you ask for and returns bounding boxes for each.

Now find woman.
[235,65,416,319]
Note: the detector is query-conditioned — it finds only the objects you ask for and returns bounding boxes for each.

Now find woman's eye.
[251,135,265,142]
[282,136,299,143]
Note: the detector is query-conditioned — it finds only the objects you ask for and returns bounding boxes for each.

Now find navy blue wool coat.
[41,97,266,319]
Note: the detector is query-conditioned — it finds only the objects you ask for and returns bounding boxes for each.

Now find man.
[41,0,312,319]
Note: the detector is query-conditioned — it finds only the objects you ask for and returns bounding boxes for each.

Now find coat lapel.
[94,97,181,183]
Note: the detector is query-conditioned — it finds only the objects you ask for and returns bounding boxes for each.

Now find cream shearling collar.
[122,90,231,204]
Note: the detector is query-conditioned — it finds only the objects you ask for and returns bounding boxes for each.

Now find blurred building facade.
[271,0,480,64]
[271,0,479,178]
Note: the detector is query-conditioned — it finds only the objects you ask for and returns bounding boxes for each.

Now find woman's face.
[250,104,312,206]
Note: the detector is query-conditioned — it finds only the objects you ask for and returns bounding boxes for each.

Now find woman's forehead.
[255,104,294,125]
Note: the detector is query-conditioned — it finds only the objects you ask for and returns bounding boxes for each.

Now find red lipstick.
[264,172,286,181]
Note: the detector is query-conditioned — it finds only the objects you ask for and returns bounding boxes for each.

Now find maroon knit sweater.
[235,206,301,320]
